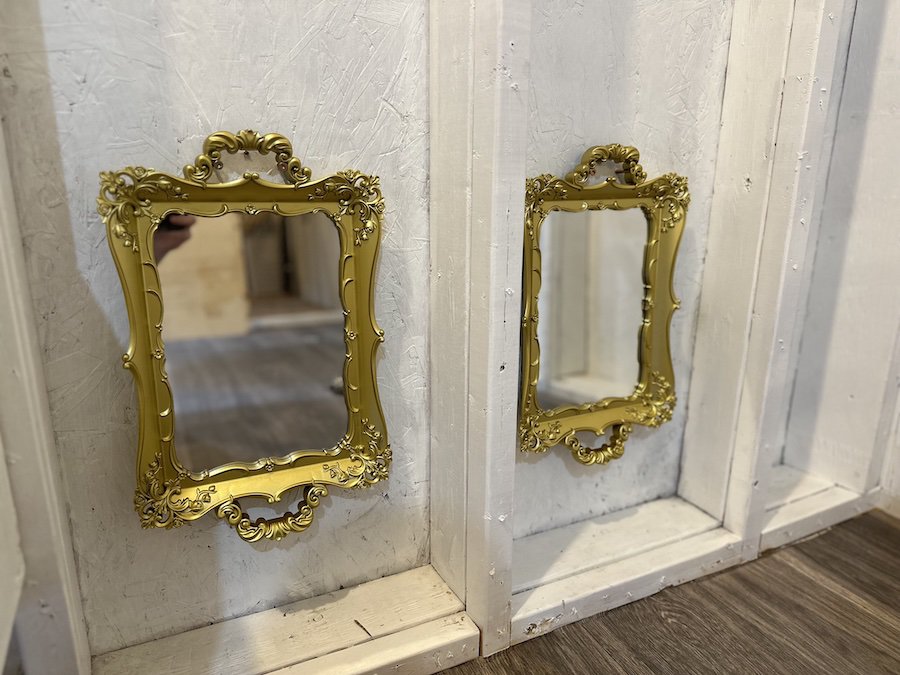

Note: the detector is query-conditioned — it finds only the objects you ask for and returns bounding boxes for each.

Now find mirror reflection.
[536,208,647,410]
[155,212,346,472]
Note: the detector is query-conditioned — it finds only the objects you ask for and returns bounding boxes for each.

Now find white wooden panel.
[881,390,900,519]
[869,331,900,498]
[0,0,431,655]
[276,613,479,675]
[428,0,474,601]
[679,0,797,522]
[718,0,858,545]
[510,529,742,645]
[0,103,90,673]
[756,0,858,470]
[760,486,877,551]
[766,464,833,510]
[0,435,25,666]
[513,498,717,594]
[784,1,900,493]
[92,566,462,675]
[517,0,733,539]
[464,0,532,656]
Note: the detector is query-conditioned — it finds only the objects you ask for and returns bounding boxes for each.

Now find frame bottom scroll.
[216,485,329,543]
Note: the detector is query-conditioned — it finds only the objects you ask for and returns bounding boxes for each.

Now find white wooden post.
[0,117,91,674]
[784,0,900,495]
[465,0,532,656]
[723,0,859,543]
[679,0,806,543]
[428,0,475,602]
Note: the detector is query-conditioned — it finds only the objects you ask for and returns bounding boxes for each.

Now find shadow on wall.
[782,0,887,470]
[0,0,257,665]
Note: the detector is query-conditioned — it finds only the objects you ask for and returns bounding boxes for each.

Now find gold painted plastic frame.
[98,130,389,542]
[519,145,689,465]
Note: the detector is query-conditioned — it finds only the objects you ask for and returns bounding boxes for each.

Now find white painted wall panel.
[515,0,733,537]
[784,0,900,492]
[0,0,429,655]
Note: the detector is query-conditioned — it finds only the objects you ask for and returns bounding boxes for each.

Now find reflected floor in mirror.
[166,323,346,471]
[157,211,348,472]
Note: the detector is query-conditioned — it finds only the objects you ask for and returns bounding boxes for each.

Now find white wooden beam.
[784,0,900,494]
[760,0,858,469]
[465,0,532,656]
[679,0,799,525]
[0,108,90,674]
[428,0,475,603]
[722,0,858,545]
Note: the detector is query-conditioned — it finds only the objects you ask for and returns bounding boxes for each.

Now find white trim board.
[765,463,834,511]
[510,528,742,645]
[273,613,479,675]
[512,497,719,595]
[761,480,879,552]
[722,0,858,544]
[92,565,464,675]
[679,0,799,524]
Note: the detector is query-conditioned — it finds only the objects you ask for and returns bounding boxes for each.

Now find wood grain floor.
[447,510,900,674]
[166,323,347,471]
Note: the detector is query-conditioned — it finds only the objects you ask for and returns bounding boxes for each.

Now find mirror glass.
[536,208,646,410]
[155,211,346,472]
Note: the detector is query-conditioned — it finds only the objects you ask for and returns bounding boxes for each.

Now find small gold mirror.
[98,130,390,542]
[519,145,689,464]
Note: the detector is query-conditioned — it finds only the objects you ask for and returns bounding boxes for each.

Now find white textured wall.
[516,0,734,538]
[0,0,429,655]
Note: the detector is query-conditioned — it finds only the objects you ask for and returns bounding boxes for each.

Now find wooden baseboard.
[761,469,880,551]
[510,525,743,645]
[513,497,719,594]
[274,612,479,674]
[93,565,467,675]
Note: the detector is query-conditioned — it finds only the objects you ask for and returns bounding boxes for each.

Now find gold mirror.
[98,130,389,542]
[519,145,689,465]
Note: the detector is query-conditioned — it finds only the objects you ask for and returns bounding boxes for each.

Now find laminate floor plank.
[446,511,900,674]
[788,527,900,613]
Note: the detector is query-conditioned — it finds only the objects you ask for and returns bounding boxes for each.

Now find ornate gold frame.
[98,130,389,542]
[519,145,689,465]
